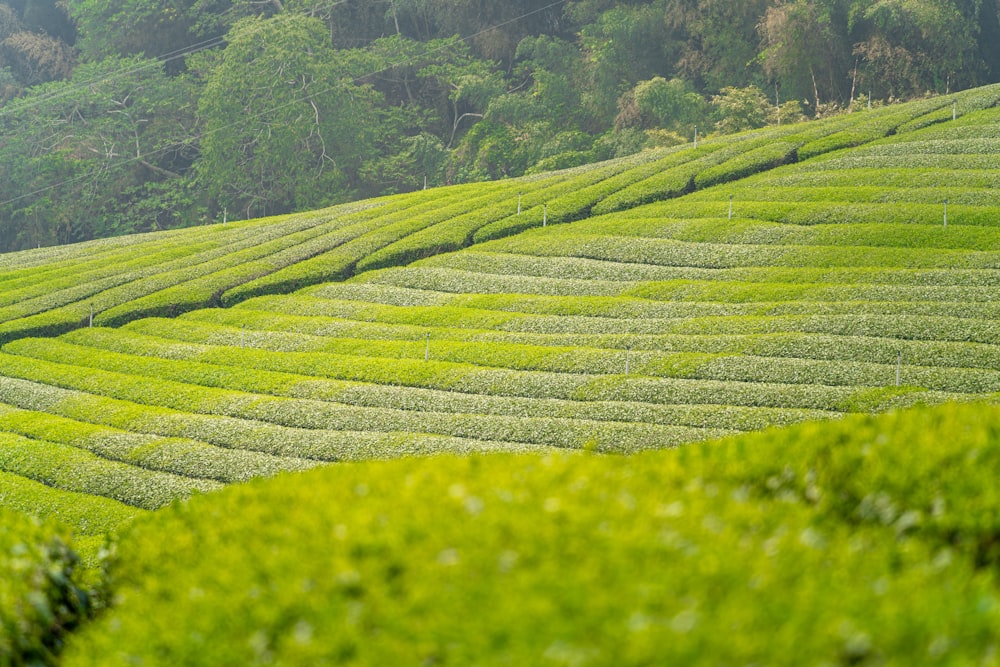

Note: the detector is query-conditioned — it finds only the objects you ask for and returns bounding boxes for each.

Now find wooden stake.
[728,195,733,220]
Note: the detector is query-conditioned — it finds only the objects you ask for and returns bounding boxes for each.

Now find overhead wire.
[0,0,351,116]
[0,0,568,212]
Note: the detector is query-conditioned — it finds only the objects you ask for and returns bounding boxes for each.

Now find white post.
[953,101,957,121]
[728,195,733,220]
[223,208,227,226]
[867,92,871,110]
[241,324,245,349]
[625,346,631,375]
[896,351,901,387]
[425,333,430,362]
[518,194,522,216]
[89,304,93,328]
[944,199,948,227]
[424,175,428,190]
[543,204,547,227]
[693,125,698,149]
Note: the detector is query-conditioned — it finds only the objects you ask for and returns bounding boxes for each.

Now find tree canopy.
[0,0,997,250]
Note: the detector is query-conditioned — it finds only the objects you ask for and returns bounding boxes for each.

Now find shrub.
[0,508,92,666]
[61,403,1000,665]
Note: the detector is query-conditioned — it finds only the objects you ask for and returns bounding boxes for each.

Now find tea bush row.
[0,375,518,463]
[132,312,1000,376]
[0,342,731,452]
[0,472,141,538]
[0,402,317,484]
[423,248,1000,286]
[362,266,1000,309]
[217,181,530,304]
[53,326,834,433]
[0,431,220,510]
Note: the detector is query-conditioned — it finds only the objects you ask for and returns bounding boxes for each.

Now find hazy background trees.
[0,0,997,250]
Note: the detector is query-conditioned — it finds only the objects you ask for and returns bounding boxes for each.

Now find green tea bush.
[0,431,220,509]
[692,141,800,189]
[0,472,142,537]
[0,509,92,666]
[61,403,1000,665]
[796,97,952,160]
[0,402,318,484]
[219,181,525,303]
[894,85,1000,133]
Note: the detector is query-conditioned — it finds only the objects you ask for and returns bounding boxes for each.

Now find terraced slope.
[0,86,999,534]
[0,87,985,348]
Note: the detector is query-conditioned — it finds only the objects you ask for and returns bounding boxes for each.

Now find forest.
[0,0,998,251]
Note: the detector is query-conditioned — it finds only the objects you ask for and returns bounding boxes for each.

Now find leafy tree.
[617,76,705,134]
[712,84,770,133]
[194,15,381,219]
[68,0,207,70]
[1,29,74,83]
[665,0,771,92]
[0,56,199,249]
[758,0,849,109]
[850,0,984,97]
[577,0,674,124]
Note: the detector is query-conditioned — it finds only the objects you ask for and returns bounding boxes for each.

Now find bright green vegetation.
[61,402,1000,665]
[1,87,1000,663]
[0,88,998,521]
[0,87,978,347]
[0,509,93,666]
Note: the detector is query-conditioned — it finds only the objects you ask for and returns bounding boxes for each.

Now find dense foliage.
[0,81,995,665]
[0,508,91,666]
[2,0,1000,249]
[60,402,1000,665]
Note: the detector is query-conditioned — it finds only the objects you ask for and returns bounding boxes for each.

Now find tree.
[195,15,381,219]
[577,1,674,125]
[0,56,200,249]
[68,0,201,66]
[665,0,771,92]
[850,0,984,97]
[617,76,706,134]
[757,0,850,110]
[712,84,770,133]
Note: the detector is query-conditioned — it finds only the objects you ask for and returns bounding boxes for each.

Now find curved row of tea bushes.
[0,375,533,463]
[0,402,318,483]
[0,346,732,453]
[0,472,142,538]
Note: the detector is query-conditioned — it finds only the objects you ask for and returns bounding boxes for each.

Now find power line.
[0,0,568,211]
[0,0,350,117]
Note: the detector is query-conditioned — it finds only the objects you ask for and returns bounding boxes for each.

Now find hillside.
[3,86,1000,663]
[6,0,1000,251]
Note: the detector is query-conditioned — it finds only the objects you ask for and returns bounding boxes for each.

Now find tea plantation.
[3,85,1000,664]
